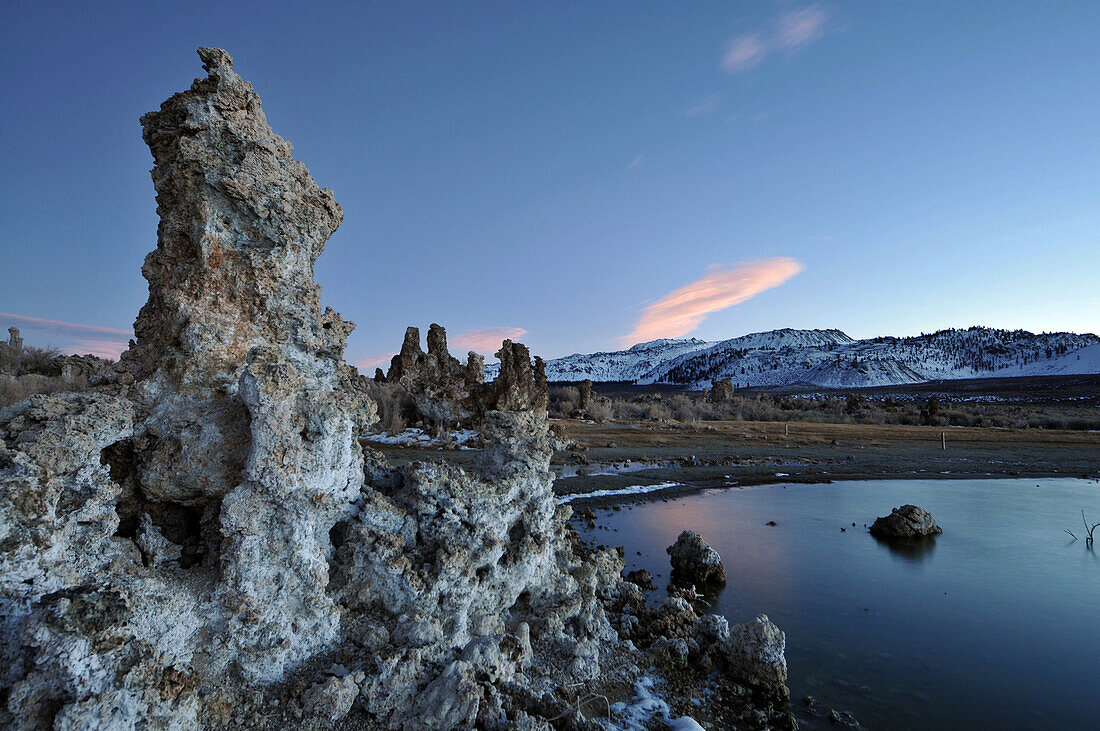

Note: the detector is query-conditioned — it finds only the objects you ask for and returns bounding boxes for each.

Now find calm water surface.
[575,478,1100,729]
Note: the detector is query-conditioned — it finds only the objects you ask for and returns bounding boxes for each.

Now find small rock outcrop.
[667,529,727,585]
[54,354,114,384]
[7,327,22,351]
[386,324,489,428]
[869,504,943,538]
[577,378,593,411]
[709,377,735,402]
[487,340,548,412]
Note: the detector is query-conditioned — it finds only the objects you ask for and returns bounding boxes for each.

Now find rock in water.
[869,504,943,538]
[667,529,727,585]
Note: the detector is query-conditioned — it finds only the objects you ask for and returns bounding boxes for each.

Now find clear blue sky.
[2,1,1097,366]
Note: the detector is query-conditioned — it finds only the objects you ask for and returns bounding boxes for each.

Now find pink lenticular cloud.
[451,327,528,354]
[620,258,804,346]
[0,312,132,360]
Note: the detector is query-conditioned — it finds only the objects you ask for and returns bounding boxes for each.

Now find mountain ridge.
[488,326,1100,389]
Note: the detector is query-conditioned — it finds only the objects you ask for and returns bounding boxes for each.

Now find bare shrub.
[363,380,414,434]
[20,346,62,376]
[538,382,1096,431]
[585,400,614,422]
[548,386,581,418]
[0,374,82,408]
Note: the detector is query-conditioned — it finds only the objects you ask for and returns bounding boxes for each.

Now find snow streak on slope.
[517,327,1100,389]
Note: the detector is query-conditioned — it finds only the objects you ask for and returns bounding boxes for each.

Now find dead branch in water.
[1082,510,1100,548]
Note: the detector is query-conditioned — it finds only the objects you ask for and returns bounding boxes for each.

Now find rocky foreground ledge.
[0,49,792,729]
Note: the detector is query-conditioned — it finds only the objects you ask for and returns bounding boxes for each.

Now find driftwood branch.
[547,692,611,723]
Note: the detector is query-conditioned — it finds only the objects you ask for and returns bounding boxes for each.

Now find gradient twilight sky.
[1,1,1098,367]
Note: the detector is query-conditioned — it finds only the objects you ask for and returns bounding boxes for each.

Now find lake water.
[574,478,1100,729]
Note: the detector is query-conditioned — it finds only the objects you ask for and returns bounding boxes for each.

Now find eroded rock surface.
[0,48,792,730]
[869,504,942,538]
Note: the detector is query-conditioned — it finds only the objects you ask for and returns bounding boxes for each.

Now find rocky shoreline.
[0,49,794,729]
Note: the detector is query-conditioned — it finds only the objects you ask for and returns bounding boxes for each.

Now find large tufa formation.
[0,48,792,729]
[7,327,22,351]
[1,47,374,726]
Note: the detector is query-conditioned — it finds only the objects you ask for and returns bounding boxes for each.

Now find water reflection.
[574,478,1100,729]
[871,534,937,563]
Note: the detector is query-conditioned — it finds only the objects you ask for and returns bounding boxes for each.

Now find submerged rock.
[667,529,727,585]
[626,568,657,591]
[869,504,942,538]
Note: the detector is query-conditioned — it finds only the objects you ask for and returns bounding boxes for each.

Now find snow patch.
[362,428,481,448]
[608,675,705,730]
[558,481,682,504]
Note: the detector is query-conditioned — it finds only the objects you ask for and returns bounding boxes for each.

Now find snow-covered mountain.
[505,327,1100,389]
[485,337,712,383]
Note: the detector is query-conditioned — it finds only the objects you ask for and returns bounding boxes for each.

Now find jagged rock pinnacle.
[198,46,233,71]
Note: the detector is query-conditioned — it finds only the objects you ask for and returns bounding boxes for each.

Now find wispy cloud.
[451,327,528,354]
[620,258,804,346]
[721,4,831,74]
[628,154,645,169]
[355,352,398,371]
[722,34,769,73]
[775,4,829,49]
[684,93,722,118]
[0,312,132,360]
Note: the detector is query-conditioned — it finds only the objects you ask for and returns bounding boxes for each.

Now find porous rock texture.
[869,504,943,538]
[0,48,793,729]
[667,530,727,585]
